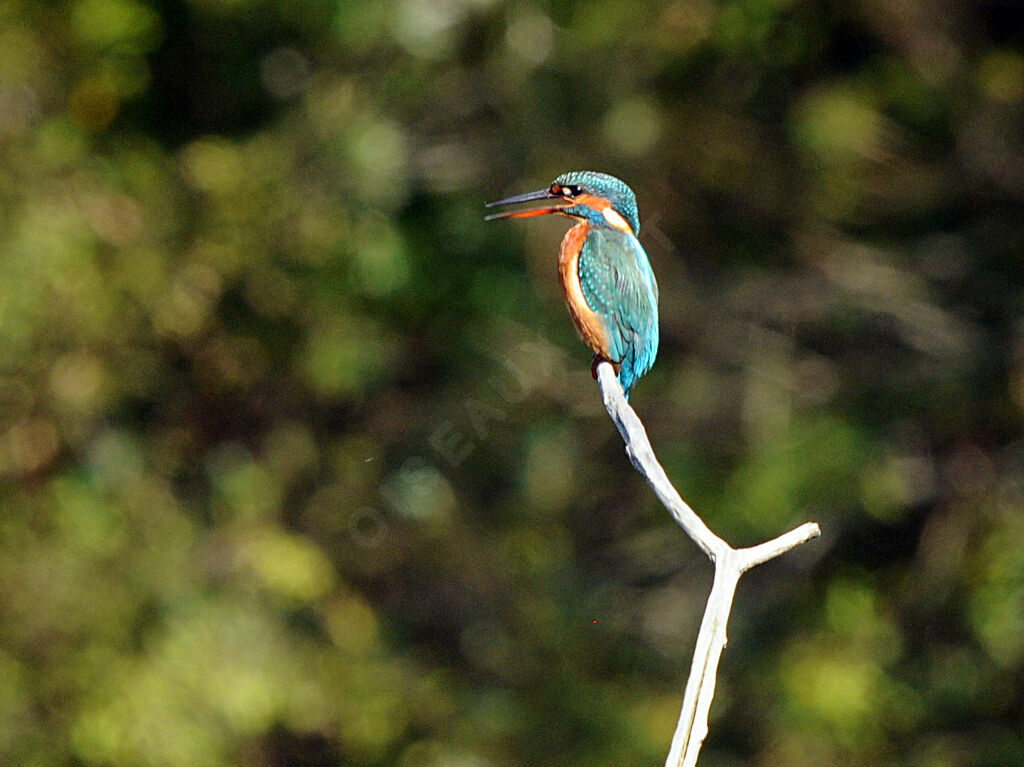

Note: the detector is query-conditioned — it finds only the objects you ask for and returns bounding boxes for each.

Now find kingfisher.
[486,171,659,398]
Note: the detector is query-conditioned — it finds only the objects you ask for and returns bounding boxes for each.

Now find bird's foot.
[591,355,622,380]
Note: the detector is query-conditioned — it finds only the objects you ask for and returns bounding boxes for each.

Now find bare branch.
[738,522,822,572]
[596,364,728,561]
[594,362,821,767]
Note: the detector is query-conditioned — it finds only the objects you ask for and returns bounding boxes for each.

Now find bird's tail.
[618,358,638,400]
[617,339,657,399]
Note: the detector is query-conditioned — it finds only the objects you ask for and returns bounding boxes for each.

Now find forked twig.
[595,362,820,767]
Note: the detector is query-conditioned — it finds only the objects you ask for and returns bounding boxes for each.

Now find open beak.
[485,188,572,221]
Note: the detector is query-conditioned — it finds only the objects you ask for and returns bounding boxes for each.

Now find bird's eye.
[553,184,579,197]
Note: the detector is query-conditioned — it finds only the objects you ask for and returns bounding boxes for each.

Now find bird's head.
[486,171,640,235]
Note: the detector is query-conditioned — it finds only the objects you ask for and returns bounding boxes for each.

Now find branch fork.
[595,362,820,767]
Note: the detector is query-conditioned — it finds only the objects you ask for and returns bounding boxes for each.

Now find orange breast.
[558,222,612,360]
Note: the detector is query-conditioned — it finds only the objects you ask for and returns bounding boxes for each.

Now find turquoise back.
[577,227,659,397]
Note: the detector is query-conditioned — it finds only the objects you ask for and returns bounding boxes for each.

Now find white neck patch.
[601,206,632,233]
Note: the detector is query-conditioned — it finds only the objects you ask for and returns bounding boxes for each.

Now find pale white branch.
[596,364,728,561]
[595,362,820,767]
[738,521,822,572]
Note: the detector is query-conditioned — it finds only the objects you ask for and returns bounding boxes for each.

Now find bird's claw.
[591,355,622,380]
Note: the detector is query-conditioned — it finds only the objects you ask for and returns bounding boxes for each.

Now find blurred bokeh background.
[1,0,1022,765]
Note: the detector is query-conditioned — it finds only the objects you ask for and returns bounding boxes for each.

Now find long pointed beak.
[485,188,571,221]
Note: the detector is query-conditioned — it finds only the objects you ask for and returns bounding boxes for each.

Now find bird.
[486,171,659,398]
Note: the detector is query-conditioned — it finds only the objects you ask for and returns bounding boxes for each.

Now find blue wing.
[577,228,659,396]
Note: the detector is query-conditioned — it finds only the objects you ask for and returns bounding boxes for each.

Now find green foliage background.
[1,0,1022,765]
